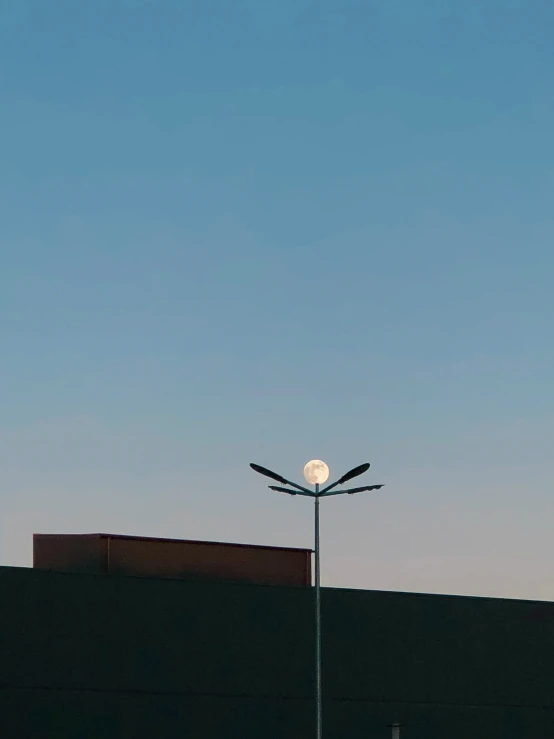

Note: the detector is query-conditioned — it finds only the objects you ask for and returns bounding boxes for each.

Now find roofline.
[4,564,554,606]
[33,533,314,554]
[325,584,554,607]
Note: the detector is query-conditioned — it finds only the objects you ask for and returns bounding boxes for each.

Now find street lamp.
[250,459,385,739]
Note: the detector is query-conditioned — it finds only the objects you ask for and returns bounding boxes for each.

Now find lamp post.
[250,459,385,739]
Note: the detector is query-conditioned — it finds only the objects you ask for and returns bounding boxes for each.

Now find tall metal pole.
[315,482,322,739]
[249,460,383,739]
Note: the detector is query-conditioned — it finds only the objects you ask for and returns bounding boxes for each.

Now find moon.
[303,459,330,485]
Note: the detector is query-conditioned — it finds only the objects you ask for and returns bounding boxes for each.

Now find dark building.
[32,533,312,587]
[2,533,554,738]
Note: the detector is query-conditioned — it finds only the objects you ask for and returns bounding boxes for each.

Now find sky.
[1,0,553,600]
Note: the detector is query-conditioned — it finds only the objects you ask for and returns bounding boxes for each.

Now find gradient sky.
[1,0,553,600]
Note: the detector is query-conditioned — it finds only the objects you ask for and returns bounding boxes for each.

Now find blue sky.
[1,0,553,599]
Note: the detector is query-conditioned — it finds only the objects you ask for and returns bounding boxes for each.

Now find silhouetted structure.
[33,532,312,587]
[1,534,553,738]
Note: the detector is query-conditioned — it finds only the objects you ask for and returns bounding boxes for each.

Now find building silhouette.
[1,533,553,738]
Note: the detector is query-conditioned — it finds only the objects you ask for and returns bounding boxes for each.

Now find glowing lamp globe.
[303,459,330,485]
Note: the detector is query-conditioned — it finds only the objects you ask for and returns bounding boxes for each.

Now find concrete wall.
[1,565,554,738]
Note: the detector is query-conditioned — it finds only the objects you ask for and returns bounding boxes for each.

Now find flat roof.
[34,533,314,554]
[6,563,554,605]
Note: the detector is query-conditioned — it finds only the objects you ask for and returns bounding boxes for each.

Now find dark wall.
[1,566,554,738]
[326,586,554,707]
[33,534,312,587]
